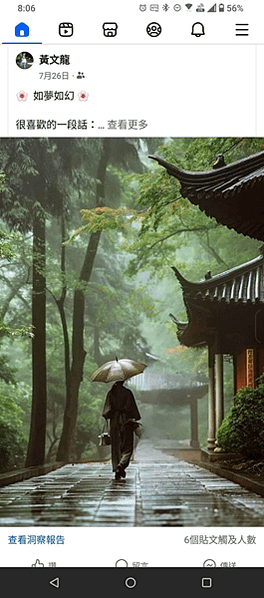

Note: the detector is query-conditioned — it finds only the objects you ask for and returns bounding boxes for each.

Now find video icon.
[59,23,74,37]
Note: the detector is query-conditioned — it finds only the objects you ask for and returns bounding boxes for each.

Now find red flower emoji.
[78,90,89,101]
[17,91,28,101]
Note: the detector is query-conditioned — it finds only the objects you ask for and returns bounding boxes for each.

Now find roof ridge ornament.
[212,154,226,169]
[205,271,212,280]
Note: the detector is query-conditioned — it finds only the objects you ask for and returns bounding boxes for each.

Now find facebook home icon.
[15,23,29,37]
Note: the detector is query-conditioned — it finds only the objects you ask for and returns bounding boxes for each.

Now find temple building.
[150,149,264,452]
[129,368,208,449]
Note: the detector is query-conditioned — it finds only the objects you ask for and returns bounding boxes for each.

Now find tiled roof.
[170,251,264,348]
[172,252,264,305]
[149,151,264,241]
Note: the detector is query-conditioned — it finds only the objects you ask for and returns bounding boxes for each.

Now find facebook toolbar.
[0,1,262,44]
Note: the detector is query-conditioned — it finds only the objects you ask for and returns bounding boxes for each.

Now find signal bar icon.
[208,3,225,10]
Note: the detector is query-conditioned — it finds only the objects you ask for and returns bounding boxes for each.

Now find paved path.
[1,441,264,526]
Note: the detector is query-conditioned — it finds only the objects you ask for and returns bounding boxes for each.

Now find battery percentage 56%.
[227,4,244,10]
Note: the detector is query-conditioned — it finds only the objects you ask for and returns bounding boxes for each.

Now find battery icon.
[219,3,224,10]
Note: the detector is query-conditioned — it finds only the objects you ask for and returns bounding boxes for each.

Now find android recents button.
[201,577,213,588]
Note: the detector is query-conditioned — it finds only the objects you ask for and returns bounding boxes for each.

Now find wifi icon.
[185,3,193,9]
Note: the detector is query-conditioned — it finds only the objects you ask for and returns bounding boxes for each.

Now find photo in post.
[0,137,264,530]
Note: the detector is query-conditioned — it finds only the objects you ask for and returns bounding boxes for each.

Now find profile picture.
[16,52,34,69]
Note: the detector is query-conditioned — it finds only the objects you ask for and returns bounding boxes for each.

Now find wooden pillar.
[207,348,216,450]
[215,354,224,432]
[233,355,237,395]
[190,397,200,448]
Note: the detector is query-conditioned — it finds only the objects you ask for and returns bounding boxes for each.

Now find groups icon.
[146,22,162,36]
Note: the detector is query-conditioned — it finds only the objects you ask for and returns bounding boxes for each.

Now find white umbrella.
[91,357,147,383]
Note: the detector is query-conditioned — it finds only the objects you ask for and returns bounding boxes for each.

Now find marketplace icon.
[102,23,118,37]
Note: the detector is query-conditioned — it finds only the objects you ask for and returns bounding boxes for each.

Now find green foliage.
[217,376,264,458]
[0,394,27,471]
[0,354,17,385]
[0,228,18,261]
[0,319,33,339]
[0,421,27,471]
[0,393,25,425]
[0,380,31,426]
[0,173,5,191]
[68,206,137,239]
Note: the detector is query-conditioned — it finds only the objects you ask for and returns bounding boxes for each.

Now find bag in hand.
[98,420,111,446]
[125,419,142,438]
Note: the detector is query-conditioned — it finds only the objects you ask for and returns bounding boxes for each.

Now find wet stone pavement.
[1,440,264,526]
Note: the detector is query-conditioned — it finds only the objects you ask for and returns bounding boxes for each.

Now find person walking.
[102,380,141,480]
[21,53,27,69]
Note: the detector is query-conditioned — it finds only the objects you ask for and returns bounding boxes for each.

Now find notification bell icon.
[191,22,205,37]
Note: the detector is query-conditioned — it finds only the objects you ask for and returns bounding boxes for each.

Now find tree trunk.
[57,140,110,462]
[56,214,71,398]
[94,325,101,365]
[26,211,47,466]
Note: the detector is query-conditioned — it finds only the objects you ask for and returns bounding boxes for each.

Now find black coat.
[102,382,141,471]
[102,382,141,421]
